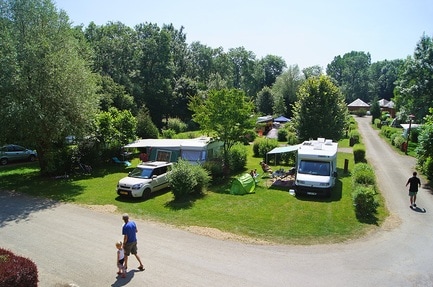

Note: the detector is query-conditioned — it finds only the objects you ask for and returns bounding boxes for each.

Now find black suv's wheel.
[28,155,36,162]
[0,158,8,165]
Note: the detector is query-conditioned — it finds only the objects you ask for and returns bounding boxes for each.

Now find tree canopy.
[0,0,100,174]
[292,75,348,141]
[189,89,254,163]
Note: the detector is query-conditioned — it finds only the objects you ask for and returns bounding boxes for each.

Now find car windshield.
[298,160,330,176]
[128,167,153,179]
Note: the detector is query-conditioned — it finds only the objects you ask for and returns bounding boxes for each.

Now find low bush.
[167,118,187,133]
[228,144,247,173]
[167,159,211,200]
[352,163,376,186]
[277,129,288,142]
[286,131,298,145]
[349,130,360,146]
[242,129,257,144]
[410,128,419,143]
[0,248,38,287]
[352,185,379,219]
[351,163,379,221]
[252,138,278,159]
[161,129,176,139]
[202,159,224,179]
[393,135,406,150]
[421,156,433,180]
[353,144,366,163]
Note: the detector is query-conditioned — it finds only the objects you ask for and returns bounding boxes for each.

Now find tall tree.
[292,75,348,141]
[368,59,403,101]
[256,86,274,115]
[0,0,100,174]
[394,34,433,121]
[134,23,174,128]
[189,89,254,165]
[271,65,304,117]
[327,51,371,103]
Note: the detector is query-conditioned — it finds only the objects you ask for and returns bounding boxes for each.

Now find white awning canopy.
[267,144,301,155]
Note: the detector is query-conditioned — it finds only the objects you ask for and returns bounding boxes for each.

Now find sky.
[54,0,432,70]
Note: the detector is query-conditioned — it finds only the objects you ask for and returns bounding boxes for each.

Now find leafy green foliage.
[353,144,366,163]
[166,118,187,133]
[292,75,348,141]
[167,159,211,200]
[326,51,371,104]
[189,88,254,164]
[96,107,137,147]
[352,186,379,219]
[255,86,274,115]
[252,138,279,159]
[416,108,433,178]
[0,0,100,175]
[227,144,248,173]
[136,105,159,139]
[394,34,433,121]
[352,163,379,221]
[352,163,376,186]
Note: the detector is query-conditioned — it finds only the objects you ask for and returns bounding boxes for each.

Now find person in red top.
[406,171,421,208]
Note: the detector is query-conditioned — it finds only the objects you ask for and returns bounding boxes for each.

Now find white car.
[116,161,173,198]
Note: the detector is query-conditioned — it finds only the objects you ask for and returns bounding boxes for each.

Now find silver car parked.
[0,144,38,165]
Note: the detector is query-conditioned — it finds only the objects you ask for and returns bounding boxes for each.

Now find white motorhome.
[294,138,338,197]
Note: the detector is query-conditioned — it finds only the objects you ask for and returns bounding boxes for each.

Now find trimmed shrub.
[393,135,406,150]
[228,144,248,173]
[161,129,176,139]
[242,129,257,144]
[286,131,298,145]
[167,159,211,200]
[353,144,366,163]
[352,185,379,219]
[202,159,224,179]
[422,156,433,180]
[349,130,360,146]
[374,118,382,128]
[167,118,187,133]
[252,138,279,158]
[0,248,38,287]
[352,163,376,186]
[410,128,419,143]
[277,129,288,142]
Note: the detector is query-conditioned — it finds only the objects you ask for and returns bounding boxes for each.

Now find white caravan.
[294,138,338,197]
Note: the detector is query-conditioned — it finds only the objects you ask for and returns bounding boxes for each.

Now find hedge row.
[352,163,379,220]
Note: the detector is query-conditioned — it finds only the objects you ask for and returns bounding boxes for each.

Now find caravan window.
[298,160,330,176]
[156,150,171,162]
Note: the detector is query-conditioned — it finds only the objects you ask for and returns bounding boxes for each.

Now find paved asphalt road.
[1,116,433,287]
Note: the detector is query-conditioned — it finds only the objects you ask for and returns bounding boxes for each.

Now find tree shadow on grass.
[164,193,206,211]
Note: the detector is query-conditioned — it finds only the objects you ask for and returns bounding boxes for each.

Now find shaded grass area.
[0,144,388,245]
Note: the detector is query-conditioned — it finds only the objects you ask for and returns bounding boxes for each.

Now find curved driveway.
[1,116,432,287]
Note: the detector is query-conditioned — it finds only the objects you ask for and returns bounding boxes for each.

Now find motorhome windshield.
[298,160,330,176]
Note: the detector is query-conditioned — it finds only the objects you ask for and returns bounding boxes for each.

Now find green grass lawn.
[0,143,388,245]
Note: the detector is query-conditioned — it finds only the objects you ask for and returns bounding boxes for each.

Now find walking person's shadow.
[111,270,137,287]
[410,206,427,213]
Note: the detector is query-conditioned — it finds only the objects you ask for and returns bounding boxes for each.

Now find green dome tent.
[230,173,256,195]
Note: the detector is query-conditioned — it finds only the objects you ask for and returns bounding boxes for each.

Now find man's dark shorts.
[124,242,137,256]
